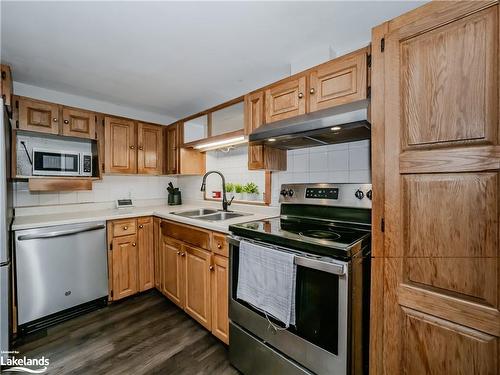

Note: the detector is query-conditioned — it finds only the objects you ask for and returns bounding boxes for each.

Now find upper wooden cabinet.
[61,107,96,139]
[265,75,307,124]
[17,97,60,135]
[137,122,163,175]
[1,64,13,110]
[165,123,179,175]
[309,50,367,112]
[104,116,137,174]
[164,122,205,176]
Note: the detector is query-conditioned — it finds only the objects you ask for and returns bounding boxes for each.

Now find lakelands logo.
[1,351,49,373]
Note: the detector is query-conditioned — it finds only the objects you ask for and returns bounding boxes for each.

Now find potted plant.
[225,182,235,200]
[243,182,259,201]
[234,183,244,201]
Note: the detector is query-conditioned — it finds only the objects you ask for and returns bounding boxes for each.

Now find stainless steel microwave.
[32,148,92,177]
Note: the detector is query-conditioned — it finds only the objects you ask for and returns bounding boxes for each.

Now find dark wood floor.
[14,291,239,375]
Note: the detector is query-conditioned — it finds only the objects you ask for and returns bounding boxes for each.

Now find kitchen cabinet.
[17,97,60,135]
[61,107,96,139]
[107,217,154,301]
[164,122,205,175]
[104,116,137,174]
[245,91,287,171]
[137,122,163,175]
[265,75,306,124]
[370,3,500,375]
[159,220,229,343]
[1,64,13,111]
[309,49,367,112]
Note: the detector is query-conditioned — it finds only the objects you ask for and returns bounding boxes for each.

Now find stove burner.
[298,230,341,240]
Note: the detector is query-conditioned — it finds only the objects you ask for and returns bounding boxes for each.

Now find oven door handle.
[294,256,346,276]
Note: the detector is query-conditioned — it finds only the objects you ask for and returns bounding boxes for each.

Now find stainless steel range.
[228,183,372,375]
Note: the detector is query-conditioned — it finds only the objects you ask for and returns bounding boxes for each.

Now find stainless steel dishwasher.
[15,221,108,334]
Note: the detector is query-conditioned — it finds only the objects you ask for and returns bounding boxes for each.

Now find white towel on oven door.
[236,240,296,327]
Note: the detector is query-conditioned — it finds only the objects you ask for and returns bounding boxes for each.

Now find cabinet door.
[111,234,138,301]
[137,122,163,175]
[265,75,306,124]
[380,4,500,374]
[17,97,59,135]
[61,107,96,139]
[165,124,179,174]
[245,91,287,171]
[309,49,367,112]
[211,254,229,344]
[153,217,161,290]
[161,235,184,307]
[104,116,137,174]
[137,217,154,292]
[1,64,13,109]
[184,244,212,330]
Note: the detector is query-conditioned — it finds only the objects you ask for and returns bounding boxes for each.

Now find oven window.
[295,266,339,355]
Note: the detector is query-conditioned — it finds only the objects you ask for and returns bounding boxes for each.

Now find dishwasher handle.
[17,224,106,241]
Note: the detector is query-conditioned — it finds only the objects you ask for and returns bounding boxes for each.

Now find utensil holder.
[168,192,182,205]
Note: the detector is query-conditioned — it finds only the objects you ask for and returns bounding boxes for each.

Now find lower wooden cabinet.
[157,220,229,344]
[107,216,154,301]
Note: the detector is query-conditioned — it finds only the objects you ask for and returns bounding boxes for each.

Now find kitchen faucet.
[200,171,234,212]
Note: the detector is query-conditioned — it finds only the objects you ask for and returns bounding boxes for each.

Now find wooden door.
[17,97,59,135]
[245,91,287,171]
[378,3,500,374]
[161,235,184,307]
[183,244,212,330]
[265,75,306,124]
[104,116,136,174]
[211,254,229,344]
[137,217,154,292]
[309,48,368,112]
[61,107,96,139]
[111,234,139,301]
[153,217,161,290]
[1,64,13,109]
[165,123,179,174]
[137,122,163,175]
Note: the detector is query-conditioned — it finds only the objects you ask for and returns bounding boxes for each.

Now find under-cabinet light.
[331,126,342,131]
[194,136,247,151]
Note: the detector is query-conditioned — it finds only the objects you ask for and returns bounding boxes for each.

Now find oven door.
[229,236,349,375]
[33,149,80,176]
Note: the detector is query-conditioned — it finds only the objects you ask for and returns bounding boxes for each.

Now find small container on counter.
[212,191,221,199]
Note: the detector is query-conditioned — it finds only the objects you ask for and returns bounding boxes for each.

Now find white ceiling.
[1,1,424,120]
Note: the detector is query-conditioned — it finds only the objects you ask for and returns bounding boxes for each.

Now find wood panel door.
[211,254,229,344]
[111,234,139,301]
[137,217,154,292]
[17,97,59,135]
[183,244,212,330]
[265,75,306,124]
[104,117,136,174]
[61,107,96,139]
[153,217,161,290]
[165,123,179,174]
[379,3,500,374]
[161,235,184,307]
[137,122,163,175]
[309,48,368,112]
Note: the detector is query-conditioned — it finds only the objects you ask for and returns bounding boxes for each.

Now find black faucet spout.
[200,170,232,212]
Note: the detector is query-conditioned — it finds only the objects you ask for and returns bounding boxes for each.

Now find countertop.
[12,200,280,233]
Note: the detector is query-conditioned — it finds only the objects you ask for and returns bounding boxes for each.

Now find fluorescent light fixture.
[194,136,247,151]
[268,138,276,142]
[331,126,342,131]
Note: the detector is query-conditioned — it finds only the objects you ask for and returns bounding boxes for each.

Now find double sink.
[171,208,250,222]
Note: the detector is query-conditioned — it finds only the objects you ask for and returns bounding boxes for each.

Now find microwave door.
[33,150,80,176]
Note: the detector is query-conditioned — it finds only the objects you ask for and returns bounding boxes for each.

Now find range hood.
[249,99,370,150]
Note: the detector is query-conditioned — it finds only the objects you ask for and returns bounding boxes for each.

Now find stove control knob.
[287,189,294,197]
[355,189,364,200]
[280,189,288,197]
[366,190,372,200]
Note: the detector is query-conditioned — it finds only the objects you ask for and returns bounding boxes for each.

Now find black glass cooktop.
[229,215,370,258]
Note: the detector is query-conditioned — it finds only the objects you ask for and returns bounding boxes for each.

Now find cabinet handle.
[132,242,136,247]
[138,224,143,229]
[53,118,58,122]
[181,252,185,257]
[298,92,304,99]
[177,251,181,255]
[139,146,144,150]
[130,145,135,149]
[209,265,214,271]
[310,88,315,95]
[217,243,222,249]
[63,119,69,124]
[123,226,128,230]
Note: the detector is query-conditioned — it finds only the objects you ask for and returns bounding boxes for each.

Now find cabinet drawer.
[112,219,137,237]
[212,233,228,257]
[161,220,211,250]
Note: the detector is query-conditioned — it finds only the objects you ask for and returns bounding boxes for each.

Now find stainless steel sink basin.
[171,208,219,217]
[196,212,250,221]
